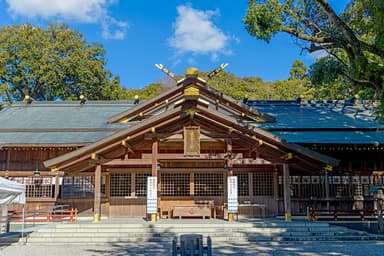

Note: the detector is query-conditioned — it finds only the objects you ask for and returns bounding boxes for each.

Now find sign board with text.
[227,176,238,213]
[147,176,157,214]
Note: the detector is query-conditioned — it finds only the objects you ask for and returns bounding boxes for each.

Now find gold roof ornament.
[185,67,199,76]
[184,85,199,98]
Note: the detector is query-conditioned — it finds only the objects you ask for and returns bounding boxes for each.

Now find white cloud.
[5,0,128,40]
[168,4,232,60]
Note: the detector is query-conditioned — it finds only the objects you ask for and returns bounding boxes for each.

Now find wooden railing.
[8,206,77,223]
[308,208,377,221]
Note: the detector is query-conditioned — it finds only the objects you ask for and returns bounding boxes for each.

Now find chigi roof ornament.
[155,63,229,82]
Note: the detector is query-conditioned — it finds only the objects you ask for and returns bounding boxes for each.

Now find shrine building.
[0,67,383,221]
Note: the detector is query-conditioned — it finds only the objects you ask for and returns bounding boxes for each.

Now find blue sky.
[0,0,350,89]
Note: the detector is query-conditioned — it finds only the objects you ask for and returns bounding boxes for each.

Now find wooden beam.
[283,163,292,222]
[151,140,158,177]
[105,158,152,166]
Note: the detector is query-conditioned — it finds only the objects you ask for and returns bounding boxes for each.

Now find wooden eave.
[107,85,184,123]
[0,143,87,150]
[44,99,339,174]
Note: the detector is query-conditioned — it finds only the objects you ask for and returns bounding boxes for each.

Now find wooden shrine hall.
[1,66,383,221]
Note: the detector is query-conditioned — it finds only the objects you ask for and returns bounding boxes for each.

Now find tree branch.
[281,26,334,44]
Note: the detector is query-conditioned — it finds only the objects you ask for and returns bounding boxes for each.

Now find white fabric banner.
[0,177,26,205]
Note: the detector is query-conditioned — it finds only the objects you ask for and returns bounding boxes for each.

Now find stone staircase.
[20,218,384,245]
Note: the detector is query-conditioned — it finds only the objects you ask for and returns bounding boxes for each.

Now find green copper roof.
[249,100,384,144]
[0,101,135,145]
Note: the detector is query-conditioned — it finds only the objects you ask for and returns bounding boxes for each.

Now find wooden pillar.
[283,163,292,222]
[93,164,102,222]
[6,150,10,172]
[273,170,279,216]
[226,137,235,221]
[105,173,110,215]
[190,173,194,196]
[105,173,110,199]
[150,140,158,222]
[54,175,60,200]
[151,140,158,177]
[248,173,254,199]
[226,137,233,176]
[324,171,330,210]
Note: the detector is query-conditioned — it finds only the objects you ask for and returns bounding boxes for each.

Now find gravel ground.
[1,241,384,256]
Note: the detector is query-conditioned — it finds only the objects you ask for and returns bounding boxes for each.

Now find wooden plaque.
[184,126,200,156]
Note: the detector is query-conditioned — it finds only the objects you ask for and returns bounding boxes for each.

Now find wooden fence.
[308,208,377,221]
[7,207,77,223]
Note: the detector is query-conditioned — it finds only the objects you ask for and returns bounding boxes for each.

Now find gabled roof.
[107,73,275,124]
[44,71,339,174]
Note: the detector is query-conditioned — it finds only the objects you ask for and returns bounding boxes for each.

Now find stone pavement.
[1,241,384,256]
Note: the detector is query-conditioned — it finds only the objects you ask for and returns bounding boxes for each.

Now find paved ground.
[1,241,384,256]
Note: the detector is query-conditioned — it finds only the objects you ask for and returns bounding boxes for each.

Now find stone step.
[34,226,346,234]
[52,222,332,229]
[21,219,384,245]
[24,234,384,245]
[26,228,373,237]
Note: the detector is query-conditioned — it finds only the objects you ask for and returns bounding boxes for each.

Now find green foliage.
[0,23,126,101]
[289,60,307,80]
[125,83,167,100]
[243,0,283,43]
[309,57,345,86]
[244,0,384,117]
[206,70,313,100]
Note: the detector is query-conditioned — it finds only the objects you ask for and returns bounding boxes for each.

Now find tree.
[0,23,126,101]
[125,83,168,100]
[243,0,384,102]
[289,60,307,80]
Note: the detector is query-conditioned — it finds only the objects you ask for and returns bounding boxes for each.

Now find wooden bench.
[172,202,213,219]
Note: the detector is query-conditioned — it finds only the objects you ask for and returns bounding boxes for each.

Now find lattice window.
[300,176,324,198]
[62,176,105,198]
[110,173,131,197]
[194,173,224,196]
[236,173,249,196]
[12,177,54,198]
[328,176,351,198]
[160,173,190,196]
[253,172,273,196]
[135,173,151,197]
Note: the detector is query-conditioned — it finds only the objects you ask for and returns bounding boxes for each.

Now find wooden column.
[324,171,330,210]
[151,140,158,177]
[226,137,235,221]
[150,140,158,222]
[54,175,60,200]
[273,170,279,216]
[94,164,102,222]
[226,137,233,176]
[283,163,292,222]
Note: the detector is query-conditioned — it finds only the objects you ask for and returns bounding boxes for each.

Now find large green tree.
[0,23,126,101]
[243,0,384,102]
